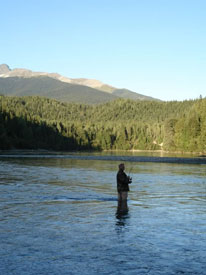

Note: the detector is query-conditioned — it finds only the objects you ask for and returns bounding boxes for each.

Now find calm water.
[0,154,206,275]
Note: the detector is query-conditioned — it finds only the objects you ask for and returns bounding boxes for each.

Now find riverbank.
[1,148,206,156]
[0,150,206,164]
[104,149,206,156]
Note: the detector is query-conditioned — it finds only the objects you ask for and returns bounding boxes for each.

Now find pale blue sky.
[1,0,206,101]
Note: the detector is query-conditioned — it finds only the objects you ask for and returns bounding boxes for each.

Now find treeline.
[0,95,205,152]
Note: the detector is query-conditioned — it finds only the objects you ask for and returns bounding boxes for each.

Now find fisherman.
[116,163,132,202]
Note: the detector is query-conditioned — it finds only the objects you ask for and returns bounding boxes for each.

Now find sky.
[1,0,206,101]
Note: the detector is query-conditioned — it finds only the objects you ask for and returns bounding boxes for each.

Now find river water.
[0,153,206,275]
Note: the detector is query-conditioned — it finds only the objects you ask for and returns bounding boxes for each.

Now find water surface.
[0,155,206,274]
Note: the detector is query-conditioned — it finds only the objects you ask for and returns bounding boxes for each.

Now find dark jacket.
[116,169,130,193]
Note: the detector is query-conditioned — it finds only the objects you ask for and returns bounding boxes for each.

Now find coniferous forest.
[0,95,206,152]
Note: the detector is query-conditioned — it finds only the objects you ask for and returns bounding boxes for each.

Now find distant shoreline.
[0,149,206,165]
[103,149,206,156]
[0,148,205,157]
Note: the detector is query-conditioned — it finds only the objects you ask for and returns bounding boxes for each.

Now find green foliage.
[174,99,206,152]
[0,95,205,152]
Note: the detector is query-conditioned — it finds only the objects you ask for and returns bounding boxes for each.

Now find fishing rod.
[128,166,133,176]
[127,166,133,183]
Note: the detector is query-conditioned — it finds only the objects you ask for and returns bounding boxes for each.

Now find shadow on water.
[51,195,117,203]
[115,199,130,227]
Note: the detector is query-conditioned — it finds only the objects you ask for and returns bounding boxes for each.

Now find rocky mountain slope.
[0,64,159,103]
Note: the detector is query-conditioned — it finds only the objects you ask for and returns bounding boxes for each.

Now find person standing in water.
[116,163,132,211]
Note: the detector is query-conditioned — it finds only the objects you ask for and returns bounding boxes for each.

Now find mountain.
[112,88,157,101]
[0,76,118,104]
[0,64,11,74]
[0,64,160,103]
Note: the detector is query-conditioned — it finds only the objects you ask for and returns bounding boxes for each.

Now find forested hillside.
[0,76,118,104]
[0,95,205,152]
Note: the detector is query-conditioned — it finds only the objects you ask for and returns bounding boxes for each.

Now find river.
[0,152,206,274]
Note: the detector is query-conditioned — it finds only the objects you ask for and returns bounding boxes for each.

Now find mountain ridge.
[0,64,160,103]
[0,76,119,104]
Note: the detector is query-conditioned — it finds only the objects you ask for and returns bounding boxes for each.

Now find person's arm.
[124,172,132,184]
[118,172,130,184]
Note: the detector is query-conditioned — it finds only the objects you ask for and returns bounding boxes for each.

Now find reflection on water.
[117,198,129,213]
[0,155,206,275]
[116,206,130,227]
